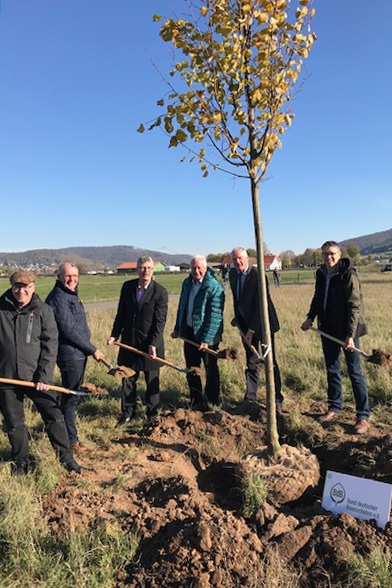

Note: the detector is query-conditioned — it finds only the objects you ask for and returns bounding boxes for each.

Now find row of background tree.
[207,243,391,268]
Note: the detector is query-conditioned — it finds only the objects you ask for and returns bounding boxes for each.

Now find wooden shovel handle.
[0,377,80,396]
[180,337,219,357]
[237,328,261,357]
[309,326,369,358]
[113,341,186,372]
[98,357,114,370]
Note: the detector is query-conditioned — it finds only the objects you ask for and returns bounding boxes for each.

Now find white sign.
[322,470,392,529]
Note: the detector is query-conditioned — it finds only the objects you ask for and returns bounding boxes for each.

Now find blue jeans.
[321,338,370,419]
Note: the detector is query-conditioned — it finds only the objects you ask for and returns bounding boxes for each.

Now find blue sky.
[0,0,391,256]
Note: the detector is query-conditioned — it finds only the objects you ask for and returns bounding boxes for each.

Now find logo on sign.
[330,482,346,504]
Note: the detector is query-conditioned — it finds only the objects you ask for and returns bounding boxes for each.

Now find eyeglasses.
[322,251,340,257]
[12,283,34,291]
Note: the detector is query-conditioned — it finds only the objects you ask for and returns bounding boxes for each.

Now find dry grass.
[81,280,392,426]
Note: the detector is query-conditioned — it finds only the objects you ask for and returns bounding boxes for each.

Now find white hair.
[191,255,207,267]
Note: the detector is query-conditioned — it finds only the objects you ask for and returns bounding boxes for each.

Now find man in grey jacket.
[0,270,82,475]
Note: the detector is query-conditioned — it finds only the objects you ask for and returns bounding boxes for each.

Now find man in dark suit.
[108,256,168,426]
[229,247,283,413]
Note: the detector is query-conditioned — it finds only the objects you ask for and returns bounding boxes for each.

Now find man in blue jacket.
[46,262,104,453]
[172,255,225,407]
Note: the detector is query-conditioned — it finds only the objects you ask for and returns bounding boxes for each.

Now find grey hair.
[231,247,248,258]
[57,262,78,276]
[137,256,154,268]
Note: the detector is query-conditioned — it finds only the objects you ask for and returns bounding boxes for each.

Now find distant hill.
[340,228,392,255]
[0,246,192,270]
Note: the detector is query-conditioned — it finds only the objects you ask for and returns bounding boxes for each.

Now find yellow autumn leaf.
[137,124,145,133]
[200,6,208,17]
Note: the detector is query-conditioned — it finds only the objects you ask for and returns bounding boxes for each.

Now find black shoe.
[11,460,28,476]
[115,413,134,428]
[62,458,84,474]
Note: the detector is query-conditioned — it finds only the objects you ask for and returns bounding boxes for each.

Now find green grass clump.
[0,475,140,587]
[344,547,392,588]
[242,472,268,518]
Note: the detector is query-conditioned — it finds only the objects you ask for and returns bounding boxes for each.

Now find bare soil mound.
[42,408,392,587]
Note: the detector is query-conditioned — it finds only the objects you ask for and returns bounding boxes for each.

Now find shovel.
[113,341,205,376]
[0,377,107,397]
[237,328,270,365]
[180,337,238,360]
[98,357,135,378]
[309,326,392,366]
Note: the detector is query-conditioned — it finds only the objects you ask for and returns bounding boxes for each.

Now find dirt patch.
[42,408,392,587]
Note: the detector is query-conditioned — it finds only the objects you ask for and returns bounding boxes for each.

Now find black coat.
[307,258,367,340]
[0,290,58,383]
[111,279,168,371]
[229,264,280,339]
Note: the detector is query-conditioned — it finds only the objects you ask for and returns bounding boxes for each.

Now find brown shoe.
[354,418,369,435]
[318,410,338,423]
[71,441,94,455]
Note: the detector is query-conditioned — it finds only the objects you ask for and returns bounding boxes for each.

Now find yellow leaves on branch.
[144,0,316,177]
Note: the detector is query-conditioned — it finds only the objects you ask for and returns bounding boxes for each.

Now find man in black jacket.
[301,240,370,434]
[230,248,283,413]
[46,262,104,453]
[0,270,82,475]
[108,257,168,426]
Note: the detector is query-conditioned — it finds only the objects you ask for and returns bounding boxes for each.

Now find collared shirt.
[137,280,151,304]
[237,268,248,301]
[187,279,202,327]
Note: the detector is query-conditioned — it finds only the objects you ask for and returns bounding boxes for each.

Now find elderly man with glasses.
[301,241,370,434]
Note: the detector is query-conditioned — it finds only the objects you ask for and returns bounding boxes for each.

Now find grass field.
[1,267,389,304]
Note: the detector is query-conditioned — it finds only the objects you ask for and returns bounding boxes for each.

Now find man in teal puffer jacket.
[172,255,225,407]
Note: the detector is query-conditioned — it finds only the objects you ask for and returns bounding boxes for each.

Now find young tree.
[141,0,316,456]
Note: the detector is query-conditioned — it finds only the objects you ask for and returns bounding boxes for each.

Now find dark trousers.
[58,359,86,446]
[184,325,221,406]
[0,386,72,465]
[121,369,160,418]
[321,338,370,419]
[243,332,283,404]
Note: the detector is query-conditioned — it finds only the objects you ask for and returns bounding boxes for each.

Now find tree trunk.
[250,177,281,457]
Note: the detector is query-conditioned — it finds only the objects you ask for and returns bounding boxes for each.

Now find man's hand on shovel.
[111,338,205,376]
[179,336,238,360]
[94,345,135,378]
[236,326,267,366]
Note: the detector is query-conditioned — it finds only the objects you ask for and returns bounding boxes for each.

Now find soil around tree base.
[42,407,392,587]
